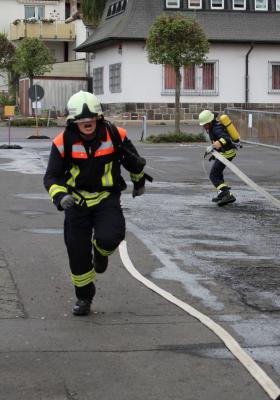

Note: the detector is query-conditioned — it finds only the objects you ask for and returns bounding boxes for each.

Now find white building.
[76,0,280,120]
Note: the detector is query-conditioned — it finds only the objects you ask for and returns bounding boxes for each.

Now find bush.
[0,93,15,106]
[10,118,57,127]
[146,132,206,143]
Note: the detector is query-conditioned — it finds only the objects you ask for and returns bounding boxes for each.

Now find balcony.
[10,20,76,41]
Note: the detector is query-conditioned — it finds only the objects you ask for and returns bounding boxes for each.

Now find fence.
[225,108,280,147]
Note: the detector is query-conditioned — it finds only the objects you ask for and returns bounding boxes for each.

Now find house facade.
[76,0,280,120]
[0,0,86,62]
[0,0,89,115]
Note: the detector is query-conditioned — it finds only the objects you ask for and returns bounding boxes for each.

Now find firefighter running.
[44,91,150,316]
[199,109,237,206]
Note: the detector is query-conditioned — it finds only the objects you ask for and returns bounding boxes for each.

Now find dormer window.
[188,0,202,9]
[106,0,127,19]
[232,0,246,10]
[211,0,224,9]
[255,0,268,11]
[166,0,180,8]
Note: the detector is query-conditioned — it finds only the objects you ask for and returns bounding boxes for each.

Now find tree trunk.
[30,77,34,117]
[175,66,181,134]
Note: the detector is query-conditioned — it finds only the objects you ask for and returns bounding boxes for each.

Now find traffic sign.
[28,84,44,101]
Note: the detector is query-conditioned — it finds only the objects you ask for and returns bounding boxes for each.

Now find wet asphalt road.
[0,124,279,400]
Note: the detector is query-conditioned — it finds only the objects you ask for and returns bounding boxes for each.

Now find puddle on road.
[0,148,46,174]
[122,190,280,314]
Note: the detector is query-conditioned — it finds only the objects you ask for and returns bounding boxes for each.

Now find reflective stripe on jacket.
[43,122,143,210]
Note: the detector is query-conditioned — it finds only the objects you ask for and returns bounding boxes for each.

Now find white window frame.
[232,0,246,10]
[268,62,280,93]
[188,0,202,9]
[211,0,224,9]
[255,0,268,11]
[166,0,180,7]
[276,0,280,11]
[24,5,45,20]
[162,61,219,96]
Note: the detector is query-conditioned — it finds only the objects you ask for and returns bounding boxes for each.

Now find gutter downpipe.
[245,43,254,108]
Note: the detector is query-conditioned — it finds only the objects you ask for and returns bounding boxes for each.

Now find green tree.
[146,15,209,133]
[81,0,106,26]
[0,34,16,101]
[0,33,15,71]
[13,37,55,88]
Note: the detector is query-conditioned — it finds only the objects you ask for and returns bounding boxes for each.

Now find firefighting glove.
[132,186,145,198]
[132,173,153,198]
[60,194,75,210]
[235,140,243,149]
[204,144,215,158]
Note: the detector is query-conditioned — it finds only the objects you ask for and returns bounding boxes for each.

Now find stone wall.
[102,102,280,121]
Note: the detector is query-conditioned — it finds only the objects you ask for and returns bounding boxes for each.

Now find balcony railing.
[10,20,76,41]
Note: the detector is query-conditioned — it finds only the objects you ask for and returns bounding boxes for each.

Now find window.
[24,5,45,20]
[211,0,224,9]
[106,0,127,18]
[163,61,218,95]
[276,0,280,10]
[188,0,202,8]
[232,0,246,10]
[166,0,180,7]
[255,0,268,10]
[109,63,121,93]
[269,62,280,92]
[93,67,104,95]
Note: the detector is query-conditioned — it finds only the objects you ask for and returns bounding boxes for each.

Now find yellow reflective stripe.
[130,171,144,182]
[217,183,227,190]
[49,184,68,199]
[71,268,96,287]
[101,162,113,187]
[93,239,114,256]
[219,138,226,145]
[86,192,110,207]
[221,149,236,158]
[74,190,107,199]
[70,190,110,207]
[66,164,80,187]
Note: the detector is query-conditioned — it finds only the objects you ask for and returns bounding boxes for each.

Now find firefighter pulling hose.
[43,91,152,316]
[199,110,280,209]
[199,110,238,206]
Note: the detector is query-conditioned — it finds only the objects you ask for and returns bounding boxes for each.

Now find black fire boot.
[72,299,91,316]
[212,191,224,202]
[217,190,236,206]
[212,187,231,202]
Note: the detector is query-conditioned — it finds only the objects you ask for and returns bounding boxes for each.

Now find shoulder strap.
[63,129,72,166]
[104,119,123,150]
[63,127,81,167]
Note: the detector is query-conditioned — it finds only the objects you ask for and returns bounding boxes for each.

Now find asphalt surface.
[0,124,279,400]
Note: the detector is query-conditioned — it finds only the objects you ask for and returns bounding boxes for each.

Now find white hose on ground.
[212,150,280,209]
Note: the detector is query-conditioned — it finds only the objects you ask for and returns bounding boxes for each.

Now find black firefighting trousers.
[64,193,126,301]
[209,156,234,189]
